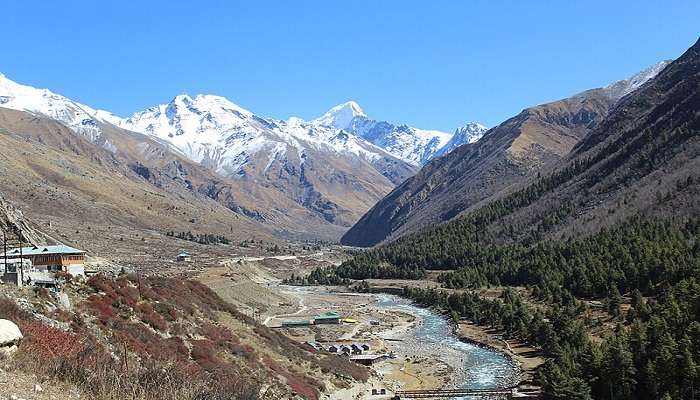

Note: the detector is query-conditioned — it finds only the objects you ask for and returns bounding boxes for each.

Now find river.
[372,294,520,392]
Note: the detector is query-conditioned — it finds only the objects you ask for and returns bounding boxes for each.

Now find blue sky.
[1,1,698,130]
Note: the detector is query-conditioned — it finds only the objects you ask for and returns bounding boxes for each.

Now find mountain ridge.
[340,60,672,247]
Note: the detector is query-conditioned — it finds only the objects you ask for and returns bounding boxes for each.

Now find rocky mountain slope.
[0,195,43,245]
[0,107,279,246]
[341,60,671,246]
[337,37,699,266]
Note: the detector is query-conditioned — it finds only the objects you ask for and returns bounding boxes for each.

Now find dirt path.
[262,288,309,325]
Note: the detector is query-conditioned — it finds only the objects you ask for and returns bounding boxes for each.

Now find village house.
[2,245,86,278]
[350,344,363,355]
[176,251,192,262]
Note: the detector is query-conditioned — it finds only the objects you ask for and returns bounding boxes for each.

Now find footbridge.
[392,386,540,399]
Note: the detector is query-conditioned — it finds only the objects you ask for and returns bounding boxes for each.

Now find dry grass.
[3,296,261,399]
[1,272,370,400]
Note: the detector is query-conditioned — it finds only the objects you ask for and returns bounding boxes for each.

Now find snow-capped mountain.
[0,73,119,143]
[312,102,485,165]
[117,94,413,182]
[0,72,485,173]
[0,57,673,240]
[114,94,419,229]
[344,117,453,165]
[434,122,487,158]
[313,101,366,130]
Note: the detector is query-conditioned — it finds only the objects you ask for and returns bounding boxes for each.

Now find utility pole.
[136,270,142,299]
[3,230,7,278]
[18,228,23,286]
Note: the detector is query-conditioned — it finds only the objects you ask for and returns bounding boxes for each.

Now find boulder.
[0,319,23,351]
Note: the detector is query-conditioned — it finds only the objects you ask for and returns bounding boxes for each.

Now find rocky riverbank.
[457,322,544,389]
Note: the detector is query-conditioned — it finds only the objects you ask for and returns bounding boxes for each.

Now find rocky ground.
[0,367,82,400]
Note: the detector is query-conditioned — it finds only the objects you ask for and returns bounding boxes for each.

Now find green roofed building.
[314,311,341,324]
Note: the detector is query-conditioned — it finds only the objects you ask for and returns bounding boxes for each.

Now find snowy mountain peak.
[314,100,367,130]
[455,122,487,141]
[433,122,488,158]
[0,72,115,142]
[604,60,671,100]
[164,93,253,117]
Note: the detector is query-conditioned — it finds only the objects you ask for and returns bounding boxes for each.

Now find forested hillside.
[333,37,699,280]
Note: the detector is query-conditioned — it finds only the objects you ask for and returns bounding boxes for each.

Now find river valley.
[271,285,521,398]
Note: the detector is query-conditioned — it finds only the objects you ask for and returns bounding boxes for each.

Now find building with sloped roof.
[176,251,192,262]
[2,244,85,277]
[314,311,341,324]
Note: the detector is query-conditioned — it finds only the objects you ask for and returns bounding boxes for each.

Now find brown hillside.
[341,85,624,247]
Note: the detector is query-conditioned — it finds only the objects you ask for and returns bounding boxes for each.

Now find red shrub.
[159,337,189,360]
[282,371,319,400]
[136,303,167,331]
[18,320,84,360]
[114,278,140,308]
[87,275,118,300]
[114,320,162,356]
[153,302,178,321]
[201,323,239,344]
[86,294,116,322]
[229,343,257,362]
[191,340,221,372]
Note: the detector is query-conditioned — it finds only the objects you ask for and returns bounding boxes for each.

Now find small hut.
[176,251,192,262]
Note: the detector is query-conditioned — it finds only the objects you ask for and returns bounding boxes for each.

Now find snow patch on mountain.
[0,72,484,169]
[434,122,488,158]
[603,60,671,100]
[0,73,119,143]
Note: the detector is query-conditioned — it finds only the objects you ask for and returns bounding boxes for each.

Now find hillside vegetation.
[0,274,368,400]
